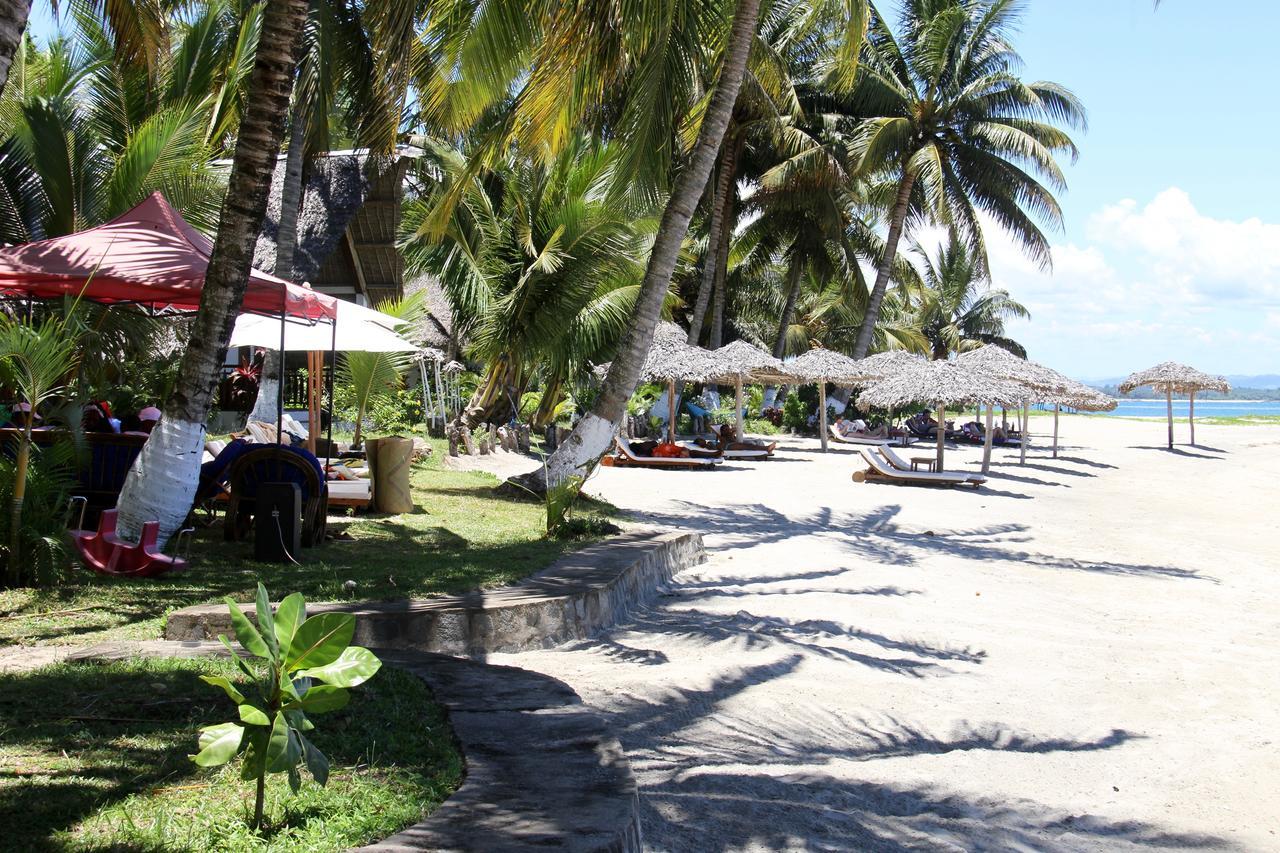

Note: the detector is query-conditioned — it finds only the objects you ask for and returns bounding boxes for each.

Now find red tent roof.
[0,192,336,320]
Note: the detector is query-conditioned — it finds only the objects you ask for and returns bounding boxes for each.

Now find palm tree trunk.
[534,0,764,492]
[6,423,30,586]
[688,132,737,345]
[0,0,31,99]
[249,103,308,426]
[708,195,731,349]
[532,374,563,430]
[115,0,310,546]
[852,170,916,359]
[772,254,804,359]
[457,355,520,429]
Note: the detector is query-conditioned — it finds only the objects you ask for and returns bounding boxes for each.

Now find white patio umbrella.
[858,359,1026,472]
[229,298,416,352]
[788,348,881,452]
[1119,362,1230,448]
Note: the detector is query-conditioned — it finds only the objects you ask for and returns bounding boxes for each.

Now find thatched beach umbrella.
[706,340,796,444]
[1036,379,1116,458]
[859,360,1026,471]
[1119,362,1229,448]
[640,322,724,442]
[958,345,1072,471]
[789,348,879,451]
[849,349,928,380]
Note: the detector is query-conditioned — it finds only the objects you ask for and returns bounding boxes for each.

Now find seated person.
[684,397,710,435]
[81,402,117,434]
[1,402,39,431]
[841,417,889,438]
[700,423,771,453]
[123,406,162,436]
[195,438,257,502]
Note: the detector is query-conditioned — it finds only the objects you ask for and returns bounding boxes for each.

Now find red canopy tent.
[0,192,336,321]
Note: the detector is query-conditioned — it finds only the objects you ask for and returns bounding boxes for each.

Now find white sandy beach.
[494,415,1280,851]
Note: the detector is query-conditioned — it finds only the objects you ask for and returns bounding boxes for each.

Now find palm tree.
[911,233,1028,360]
[846,0,1083,359]
[0,310,79,586]
[402,136,652,429]
[0,0,30,98]
[337,292,427,446]
[115,0,311,545]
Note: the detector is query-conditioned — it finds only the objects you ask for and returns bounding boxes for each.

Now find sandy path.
[493,416,1280,851]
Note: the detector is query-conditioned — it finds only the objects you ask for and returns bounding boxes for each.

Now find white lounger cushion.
[878,446,985,483]
[616,438,722,466]
[860,449,984,485]
[828,424,896,446]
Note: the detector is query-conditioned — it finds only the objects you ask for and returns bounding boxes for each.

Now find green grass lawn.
[0,437,607,647]
[0,656,461,851]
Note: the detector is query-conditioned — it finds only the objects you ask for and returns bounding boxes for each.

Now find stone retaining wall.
[166,529,704,657]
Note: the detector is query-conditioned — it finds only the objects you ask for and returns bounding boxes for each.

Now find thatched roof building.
[253,148,419,306]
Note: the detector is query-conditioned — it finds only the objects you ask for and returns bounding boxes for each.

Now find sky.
[21,1,1280,380]
[977,0,1280,380]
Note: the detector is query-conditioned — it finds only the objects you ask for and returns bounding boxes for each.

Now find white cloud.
[978,188,1280,376]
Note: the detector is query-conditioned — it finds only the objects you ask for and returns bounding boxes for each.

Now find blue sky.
[23,1,1280,379]
[977,1,1280,380]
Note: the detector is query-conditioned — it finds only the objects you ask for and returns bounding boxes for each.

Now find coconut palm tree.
[402,136,653,429]
[911,233,1029,360]
[115,0,311,545]
[846,0,1083,359]
[337,292,427,446]
[0,0,30,99]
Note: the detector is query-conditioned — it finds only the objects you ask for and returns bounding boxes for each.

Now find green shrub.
[744,418,780,436]
[782,394,808,431]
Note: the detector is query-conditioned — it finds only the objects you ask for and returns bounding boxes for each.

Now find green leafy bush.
[193,584,383,831]
[0,440,79,586]
[782,394,808,431]
[744,417,780,436]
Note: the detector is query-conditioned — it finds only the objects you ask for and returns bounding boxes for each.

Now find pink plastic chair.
[72,509,188,578]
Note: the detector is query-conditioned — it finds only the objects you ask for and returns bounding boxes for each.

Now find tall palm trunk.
[535,0,764,492]
[852,170,916,358]
[772,254,804,359]
[532,374,564,430]
[249,103,308,425]
[115,0,310,546]
[0,0,31,99]
[687,132,738,344]
[708,179,733,349]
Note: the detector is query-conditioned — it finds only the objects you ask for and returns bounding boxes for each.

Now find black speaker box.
[254,482,302,563]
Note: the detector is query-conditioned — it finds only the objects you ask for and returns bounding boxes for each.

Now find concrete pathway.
[495,418,1280,851]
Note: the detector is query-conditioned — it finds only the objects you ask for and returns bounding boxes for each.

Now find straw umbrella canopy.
[704,339,797,444]
[1029,378,1117,458]
[848,349,928,381]
[640,322,724,442]
[859,359,1026,471]
[1119,362,1230,448]
[957,344,1073,469]
[788,348,881,451]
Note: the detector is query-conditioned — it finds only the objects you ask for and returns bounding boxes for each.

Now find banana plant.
[191,584,382,831]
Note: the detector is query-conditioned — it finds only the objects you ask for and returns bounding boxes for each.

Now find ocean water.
[1093,400,1280,419]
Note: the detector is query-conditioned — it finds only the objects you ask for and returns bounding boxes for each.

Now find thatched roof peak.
[956,344,1071,393]
[1118,362,1230,395]
[788,348,873,383]
[858,359,1028,410]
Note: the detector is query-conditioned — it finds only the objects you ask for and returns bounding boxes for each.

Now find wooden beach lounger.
[853,449,984,488]
[877,445,986,484]
[827,423,898,446]
[681,441,770,460]
[611,437,725,469]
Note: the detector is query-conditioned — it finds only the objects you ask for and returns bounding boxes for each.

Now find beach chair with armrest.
[828,423,896,446]
[853,448,984,488]
[224,445,328,545]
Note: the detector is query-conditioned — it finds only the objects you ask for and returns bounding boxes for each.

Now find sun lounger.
[828,423,898,446]
[853,448,984,488]
[612,437,724,469]
[681,441,770,460]
[877,445,985,483]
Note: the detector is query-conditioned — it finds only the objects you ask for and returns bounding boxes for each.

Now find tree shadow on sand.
[643,502,1216,583]
[1128,446,1226,460]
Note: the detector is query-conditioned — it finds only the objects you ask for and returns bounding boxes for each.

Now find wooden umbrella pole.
[667,379,677,444]
[1189,390,1196,446]
[1166,388,1173,449]
[1052,404,1060,459]
[818,382,828,452]
[1019,401,1028,464]
[936,402,945,471]
[735,376,745,444]
[981,403,994,475]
